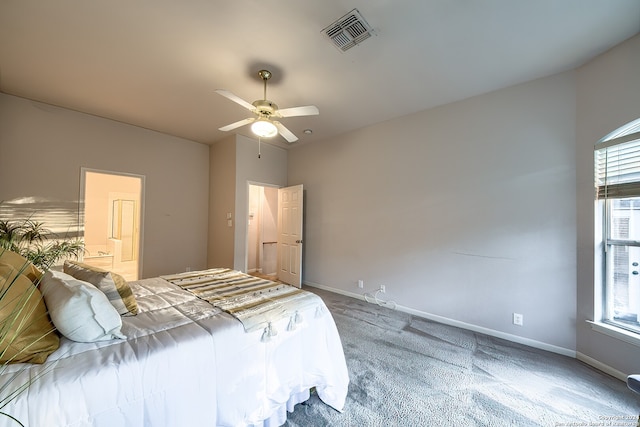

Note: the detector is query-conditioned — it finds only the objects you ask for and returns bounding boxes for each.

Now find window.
[595,118,640,334]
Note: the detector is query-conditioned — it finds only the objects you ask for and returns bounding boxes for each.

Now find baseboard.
[576,352,627,381]
[303,281,576,358]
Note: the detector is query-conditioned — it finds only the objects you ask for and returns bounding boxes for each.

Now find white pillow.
[40,270,126,342]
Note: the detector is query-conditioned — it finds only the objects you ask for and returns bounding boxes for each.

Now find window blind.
[595,130,640,199]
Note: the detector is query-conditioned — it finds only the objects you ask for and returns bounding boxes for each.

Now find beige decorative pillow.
[0,249,43,284]
[0,265,60,364]
[63,261,138,316]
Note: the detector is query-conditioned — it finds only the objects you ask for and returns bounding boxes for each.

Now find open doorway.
[81,169,144,280]
[246,183,304,288]
[247,184,278,277]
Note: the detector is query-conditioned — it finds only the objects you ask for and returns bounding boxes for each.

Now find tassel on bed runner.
[287,310,303,331]
[315,305,326,318]
[261,322,278,342]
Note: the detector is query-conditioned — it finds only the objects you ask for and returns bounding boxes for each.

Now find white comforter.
[0,278,349,427]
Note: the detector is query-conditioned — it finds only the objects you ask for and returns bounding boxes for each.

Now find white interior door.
[277,184,303,288]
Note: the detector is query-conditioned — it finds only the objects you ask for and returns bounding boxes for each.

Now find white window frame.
[593,118,640,340]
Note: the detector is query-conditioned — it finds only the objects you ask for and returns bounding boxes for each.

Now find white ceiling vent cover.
[322,9,375,52]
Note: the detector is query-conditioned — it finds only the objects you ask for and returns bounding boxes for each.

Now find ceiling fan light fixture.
[251,119,278,138]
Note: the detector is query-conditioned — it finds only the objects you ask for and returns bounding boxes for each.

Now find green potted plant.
[0,219,84,270]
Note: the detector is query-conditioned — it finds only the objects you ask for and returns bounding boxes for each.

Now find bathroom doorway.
[81,169,144,280]
[247,184,278,277]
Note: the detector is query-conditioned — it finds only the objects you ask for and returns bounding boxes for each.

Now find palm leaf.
[0,250,60,425]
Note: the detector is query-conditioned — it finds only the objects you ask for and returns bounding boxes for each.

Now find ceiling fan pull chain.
[258,136,261,159]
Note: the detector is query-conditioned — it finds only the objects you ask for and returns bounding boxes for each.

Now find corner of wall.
[207,136,237,269]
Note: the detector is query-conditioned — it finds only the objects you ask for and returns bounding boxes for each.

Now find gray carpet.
[284,287,640,427]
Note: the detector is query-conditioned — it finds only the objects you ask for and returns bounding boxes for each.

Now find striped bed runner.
[161,268,319,332]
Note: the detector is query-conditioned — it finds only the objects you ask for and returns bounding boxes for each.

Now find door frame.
[80,168,145,278]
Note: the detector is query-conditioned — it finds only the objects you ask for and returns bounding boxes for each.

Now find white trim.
[576,351,628,382]
[587,320,640,348]
[303,281,576,358]
[595,129,640,149]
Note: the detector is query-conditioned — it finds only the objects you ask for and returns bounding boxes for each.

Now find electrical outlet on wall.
[513,313,523,326]
[358,280,364,289]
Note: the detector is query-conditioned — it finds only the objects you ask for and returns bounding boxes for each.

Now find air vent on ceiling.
[322,9,375,52]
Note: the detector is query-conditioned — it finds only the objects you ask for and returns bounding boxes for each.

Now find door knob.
[296,240,303,244]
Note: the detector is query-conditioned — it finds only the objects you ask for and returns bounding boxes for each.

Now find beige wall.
[0,94,210,278]
[289,71,578,354]
[208,136,236,268]
[576,34,640,377]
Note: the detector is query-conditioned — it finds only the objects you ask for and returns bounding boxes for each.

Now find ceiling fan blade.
[273,121,298,143]
[215,89,256,112]
[219,117,255,132]
[276,105,319,118]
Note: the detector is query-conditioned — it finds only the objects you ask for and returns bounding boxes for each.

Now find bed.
[0,265,349,427]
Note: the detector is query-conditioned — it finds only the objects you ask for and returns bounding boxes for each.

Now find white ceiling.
[1,1,639,148]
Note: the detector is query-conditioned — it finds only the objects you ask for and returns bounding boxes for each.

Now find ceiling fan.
[216,70,319,143]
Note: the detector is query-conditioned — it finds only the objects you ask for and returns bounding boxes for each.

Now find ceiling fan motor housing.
[252,99,278,117]
[258,69,272,80]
